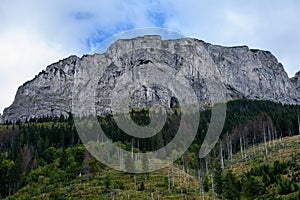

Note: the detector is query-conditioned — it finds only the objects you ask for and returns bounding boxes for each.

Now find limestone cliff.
[1,35,299,122]
[291,71,300,96]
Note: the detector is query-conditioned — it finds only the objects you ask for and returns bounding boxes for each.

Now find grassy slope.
[9,166,208,199]
[231,134,300,174]
[6,135,300,200]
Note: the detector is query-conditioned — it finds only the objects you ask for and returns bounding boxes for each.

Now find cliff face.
[1,35,299,122]
[291,71,300,96]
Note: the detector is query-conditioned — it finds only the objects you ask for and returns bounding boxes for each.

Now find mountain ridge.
[1,35,299,123]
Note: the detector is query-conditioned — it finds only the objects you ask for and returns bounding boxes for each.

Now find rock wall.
[291,71,300,96]
[1,35,299,122]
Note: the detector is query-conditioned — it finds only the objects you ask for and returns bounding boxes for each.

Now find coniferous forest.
[0,99,300,199]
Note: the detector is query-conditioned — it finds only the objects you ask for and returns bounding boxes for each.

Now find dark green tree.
[222,170,240,200]
[242,175,265,199]
[213,161,223,195]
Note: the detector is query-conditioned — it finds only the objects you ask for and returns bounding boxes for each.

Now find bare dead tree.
[298,114,300,134]
[211,173,214,196]
[263,122,268,157]
[219,140,224,169]
[205,156,209,175]
[268,126,271,146]
[168,171,171,194]
[239,132,244,160]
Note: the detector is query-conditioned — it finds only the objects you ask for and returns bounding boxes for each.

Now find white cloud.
[0,29,71,112]
[161,0,300,75]
[0,0,159,113]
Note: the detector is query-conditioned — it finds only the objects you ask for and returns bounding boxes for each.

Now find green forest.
[0,99,300,199]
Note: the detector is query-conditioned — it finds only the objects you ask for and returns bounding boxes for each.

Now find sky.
[0,0,300,113]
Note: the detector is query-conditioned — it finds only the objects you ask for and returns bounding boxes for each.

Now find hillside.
[1,99,300,199]
[5,135,300,200]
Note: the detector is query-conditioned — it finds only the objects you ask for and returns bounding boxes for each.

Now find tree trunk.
[171,157,174,187]
[220,140,224,169]
[134,175,137,191]
[268,126,271,146]
[263,122,268,156]
[243,135,247,160]
[168,171,171,194]
[298,114,300,134]
[239,134,243,160]
[205,157,209,175]
[131,139,134,159]
[211,173,214,195]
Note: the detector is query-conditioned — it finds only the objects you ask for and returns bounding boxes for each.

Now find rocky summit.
[1,35,299,123]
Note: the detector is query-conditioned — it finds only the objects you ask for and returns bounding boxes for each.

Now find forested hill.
[0,99,300,199]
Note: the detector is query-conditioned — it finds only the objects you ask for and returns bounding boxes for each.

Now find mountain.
[1,35,299,123]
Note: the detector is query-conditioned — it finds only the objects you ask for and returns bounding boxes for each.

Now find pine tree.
[242,175,265,199]
[222,170,240,199]
[213,161,223,195]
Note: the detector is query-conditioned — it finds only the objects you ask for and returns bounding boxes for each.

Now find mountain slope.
[1,99,300,199]
[5,133,300,200]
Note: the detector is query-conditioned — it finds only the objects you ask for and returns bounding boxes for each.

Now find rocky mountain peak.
[1,36,299,123]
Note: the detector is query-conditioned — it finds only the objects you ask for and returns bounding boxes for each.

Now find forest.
[0,99,300,199]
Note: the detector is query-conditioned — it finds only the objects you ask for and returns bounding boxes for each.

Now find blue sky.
[0,0,300,113]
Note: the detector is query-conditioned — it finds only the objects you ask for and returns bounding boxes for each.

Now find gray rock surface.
[291,71,300,96]
[1,35,299,123]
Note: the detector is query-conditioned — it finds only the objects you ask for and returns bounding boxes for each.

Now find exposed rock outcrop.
[291,71,300,96]
[1,35,299,122]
